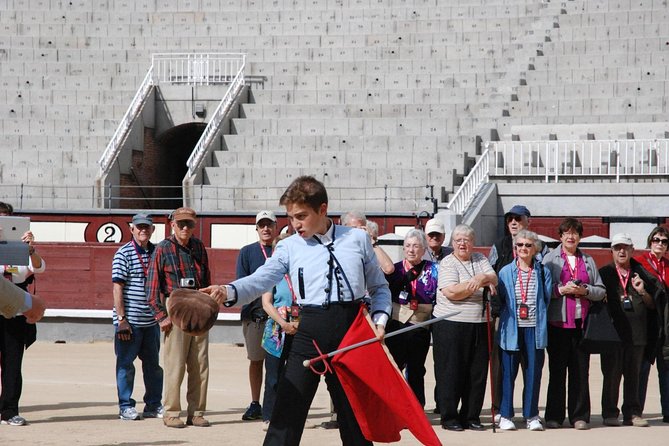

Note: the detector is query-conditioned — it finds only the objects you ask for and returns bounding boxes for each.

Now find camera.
[572,279,583,286]
[180,277,195,288]
[622,296,633,311]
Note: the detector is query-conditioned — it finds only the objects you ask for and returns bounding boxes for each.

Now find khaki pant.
[162,325,209,418]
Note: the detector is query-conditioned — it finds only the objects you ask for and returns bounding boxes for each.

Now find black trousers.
[0,315,34,420]
[263,304,371,446]
[385,319,431,407]
[600,343,644,420]
[545,324,591,424]
[432,319,488,426]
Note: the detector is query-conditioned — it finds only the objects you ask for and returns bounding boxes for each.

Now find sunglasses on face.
[612,244,630,251]
[515,242,534,248]
[134,224,151,231]
[175,220,196,229]
[257,222,276,229]
[506,215,523,223]
[652,237,669,246]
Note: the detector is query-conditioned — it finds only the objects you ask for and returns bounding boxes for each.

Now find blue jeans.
[639,346,669,417]
[500,326,545,419]
[114,323,163,411]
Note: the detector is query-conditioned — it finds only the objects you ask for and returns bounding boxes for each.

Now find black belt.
[301,299,364,309]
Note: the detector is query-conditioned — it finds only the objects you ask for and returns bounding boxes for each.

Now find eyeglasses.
[134,224,151,231]
[175,220,196,229]
[453,239,472,245]
[506,215,524,223]
[515,242,534,248]
[651,237,669,246]
[427,232,444,238]
[257,222,276,229]
[612,244,630,251]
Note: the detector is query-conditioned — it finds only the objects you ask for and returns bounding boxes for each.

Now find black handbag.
[580,301,622,354]
[240,297,268,323]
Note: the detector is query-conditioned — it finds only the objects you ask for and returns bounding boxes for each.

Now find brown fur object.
[167,289,219,336]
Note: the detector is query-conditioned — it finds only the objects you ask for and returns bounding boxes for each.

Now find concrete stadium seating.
[0,0,667,211]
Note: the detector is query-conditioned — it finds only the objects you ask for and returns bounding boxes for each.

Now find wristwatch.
[118,315,126,321]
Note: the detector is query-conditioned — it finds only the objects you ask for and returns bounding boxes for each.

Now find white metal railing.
[152,53,246,85]
[185,57,246,179]
[97,68,154,176]
[446,149,490,215]
[488,139,669,182]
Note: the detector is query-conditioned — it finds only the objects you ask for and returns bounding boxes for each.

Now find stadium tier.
[0,0,667,213]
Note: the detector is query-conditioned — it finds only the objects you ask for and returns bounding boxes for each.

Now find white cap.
[611,233,633,247]
[255,210,277,224]
[425,218,445,235]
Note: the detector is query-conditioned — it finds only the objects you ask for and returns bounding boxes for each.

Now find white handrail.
[185,57,246,178]
[152,53,245,85]
[446,148,490,214]
[96,67,154,175]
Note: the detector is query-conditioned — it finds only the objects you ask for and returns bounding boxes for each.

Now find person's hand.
[282,321,299,336]
[24,294,46,323]
[560,281,587,296]
[374,324,385,340]
[21,231,35,246]
[159,317,172,333]
[631,273,646,295]
[117,319,132,341]
[200,285,228,306]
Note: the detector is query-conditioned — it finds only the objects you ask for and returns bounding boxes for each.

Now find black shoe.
[663,416,669,424]
[442,421,464,432]
[466,422,485,431]
[242,401,262,421]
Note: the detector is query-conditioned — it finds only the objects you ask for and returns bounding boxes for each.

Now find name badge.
[399,290,409,305]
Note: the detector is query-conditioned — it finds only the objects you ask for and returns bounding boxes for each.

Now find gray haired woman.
[432,224,497,431]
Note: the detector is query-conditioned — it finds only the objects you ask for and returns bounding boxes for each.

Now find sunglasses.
[515,242,534,248]
[257,222,276,229]
[506,215,524,223]
[134,224,152,231]
[175,220,196,229]
[612,244,630,251]
[651,237,669,246]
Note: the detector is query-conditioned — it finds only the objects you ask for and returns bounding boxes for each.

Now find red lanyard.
[565,254,579,281]
[615,265,631,295]
[132,239,149,277]
[648,253,666,284]
[259,242,270,260]
[403,260,418,297]
[517,261,533,304]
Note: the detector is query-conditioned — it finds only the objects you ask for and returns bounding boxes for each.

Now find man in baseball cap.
[598,232,660,428]
[423,218,453,263]
[237,210,279,422]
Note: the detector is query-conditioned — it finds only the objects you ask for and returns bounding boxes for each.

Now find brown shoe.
[163,417,185,428]
[187,416,210,427]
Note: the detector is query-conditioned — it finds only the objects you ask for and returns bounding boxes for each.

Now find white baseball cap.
[255,210,277,224]
[425,218,445,235]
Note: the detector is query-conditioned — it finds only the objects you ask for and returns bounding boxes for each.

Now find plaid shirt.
[146,235,211,323]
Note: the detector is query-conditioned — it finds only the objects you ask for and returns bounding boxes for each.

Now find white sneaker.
[494,413,501,425]
[499,416,516,431]
[119,407,140,421]
[1,415,26,426]
[527,416,544,431]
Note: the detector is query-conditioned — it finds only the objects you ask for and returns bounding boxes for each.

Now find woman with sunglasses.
[496,230,552,431]
[542,217,606,430]
[433,224,497,432]
[634,227,669,423]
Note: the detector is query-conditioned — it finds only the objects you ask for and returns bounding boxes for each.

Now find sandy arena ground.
[3,341,669,445]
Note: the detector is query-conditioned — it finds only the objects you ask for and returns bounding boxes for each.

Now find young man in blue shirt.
[203,176,391,445]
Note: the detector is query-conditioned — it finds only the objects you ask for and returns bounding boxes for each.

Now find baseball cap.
[256,210,277,224]
[611,233,633,247]
[132,213,153,226]
[505,205,531,218]
[425,218,445,235]
[172,207,197,222]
